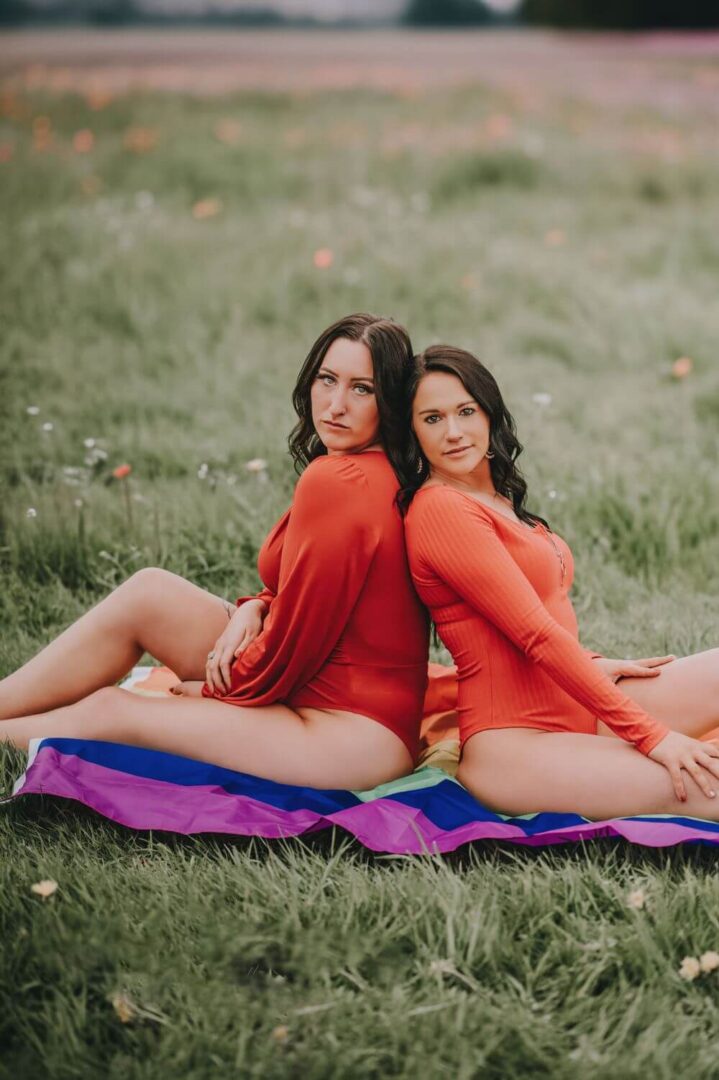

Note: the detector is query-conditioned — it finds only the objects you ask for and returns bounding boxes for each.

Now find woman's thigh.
[123,568,234,680]
[48,688,413,790]
[458,728,719,821]
[597,648,719,740]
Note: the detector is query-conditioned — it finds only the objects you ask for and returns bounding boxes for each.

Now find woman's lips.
[322,420,350,430]
[444,446,471,456]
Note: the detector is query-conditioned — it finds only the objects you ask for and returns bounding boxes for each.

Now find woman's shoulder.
[299,451,390,494]
[406,483,488,521]
[406,485,503,543]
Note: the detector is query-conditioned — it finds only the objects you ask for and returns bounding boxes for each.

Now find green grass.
[1,54,719,1078]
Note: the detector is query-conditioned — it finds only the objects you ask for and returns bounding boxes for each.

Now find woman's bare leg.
[0,687,412,790]
[458,728,719,821]
[0,569,233,720]
[597,648,719,739]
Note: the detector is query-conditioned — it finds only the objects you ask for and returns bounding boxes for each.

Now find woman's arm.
[203,455,381,706]
[411,492,670,755]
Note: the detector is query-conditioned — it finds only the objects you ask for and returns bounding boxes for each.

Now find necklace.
[544,530,567,587]
[435,477,567,585]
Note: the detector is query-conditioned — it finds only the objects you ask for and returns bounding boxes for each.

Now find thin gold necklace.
[544,530,567,586]
[438,477,567,585]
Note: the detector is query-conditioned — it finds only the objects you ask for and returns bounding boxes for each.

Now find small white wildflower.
[548,489,558,500]
[197,463,209,479]
[245,458,268,473]
[679,956,701,981]
[41,421,54,432]
[30,878,57,898]
[73,498,84,508]
[700,951,719,973]
[26,405,40,416]
[627,888,646,910]
[26,507,37,519]
[83,437,96,448]
[428,958,455,976]
[532,392,553,407]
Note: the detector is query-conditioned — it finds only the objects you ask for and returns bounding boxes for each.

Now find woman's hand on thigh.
[648,730,719,802]
[593,655,675,683]
[205,600,267,695]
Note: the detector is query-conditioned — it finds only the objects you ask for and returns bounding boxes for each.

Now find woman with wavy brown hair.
[401,345,719,820]
[0,314,429,790]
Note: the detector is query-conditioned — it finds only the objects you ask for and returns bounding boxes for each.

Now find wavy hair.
[397,345,548,529]
[289,313,413,480]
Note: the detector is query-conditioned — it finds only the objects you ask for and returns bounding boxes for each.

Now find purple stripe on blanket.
[15,744,719,854]
[15,747,324,839]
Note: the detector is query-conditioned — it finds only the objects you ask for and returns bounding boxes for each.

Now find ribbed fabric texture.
[405,486,669,756]
[203,452,429,757]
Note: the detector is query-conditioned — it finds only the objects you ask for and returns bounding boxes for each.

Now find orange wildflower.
[192,198,222,220]
[85,88,113,111]
[544,229,566,248]
[214,119,242,145]
[123,127,158,154]
[313,248,334,269]
[486,113,512,140]
[112,464,132,479]
[73,129,94,153]
[671,356,693,379]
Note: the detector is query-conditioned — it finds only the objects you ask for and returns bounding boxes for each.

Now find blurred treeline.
[1,0,718,29]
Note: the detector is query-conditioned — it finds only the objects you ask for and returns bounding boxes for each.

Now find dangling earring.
[411,435,425,474]
[485,450,495,460]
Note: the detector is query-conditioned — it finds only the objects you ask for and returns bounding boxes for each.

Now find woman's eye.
[460,407,475,416]
[354,384,373,396]
[424,415,440,424]
[318,374,334,385]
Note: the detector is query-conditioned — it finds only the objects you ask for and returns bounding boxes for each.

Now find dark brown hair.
[289,313,414,480]
[397,345,548,528]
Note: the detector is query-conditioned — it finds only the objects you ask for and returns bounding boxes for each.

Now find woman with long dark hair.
[401,345,719,819]
[0,314,429,790]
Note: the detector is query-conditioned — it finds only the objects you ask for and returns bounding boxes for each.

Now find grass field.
[1,31,719,1078]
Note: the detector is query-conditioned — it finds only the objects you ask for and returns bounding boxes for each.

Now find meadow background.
[1,29,719,1078]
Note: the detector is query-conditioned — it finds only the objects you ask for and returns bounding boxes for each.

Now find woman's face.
[310,337,381,455]
[412,371,491,478]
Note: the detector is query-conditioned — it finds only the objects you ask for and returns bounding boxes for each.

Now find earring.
[485,450,495,460]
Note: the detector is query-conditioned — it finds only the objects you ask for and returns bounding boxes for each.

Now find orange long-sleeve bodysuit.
[203,451,430,757]
[404,487,670,755]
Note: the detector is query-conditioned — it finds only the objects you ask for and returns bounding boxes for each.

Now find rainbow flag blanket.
[7,668,719,852]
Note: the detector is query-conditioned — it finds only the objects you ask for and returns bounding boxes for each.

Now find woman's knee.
[111,567,175,624]
[123,566,174,598]
[81,686,136,739]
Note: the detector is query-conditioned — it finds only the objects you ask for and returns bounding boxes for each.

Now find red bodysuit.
[203,451,430,757]
[404,486,670,755]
